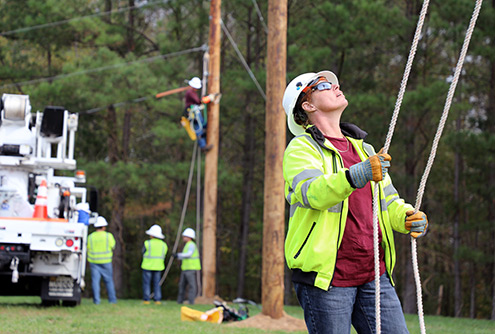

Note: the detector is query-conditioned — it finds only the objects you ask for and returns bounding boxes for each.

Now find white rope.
[411,2,482,333]
[374,0,482,332]
[373,1,431,333]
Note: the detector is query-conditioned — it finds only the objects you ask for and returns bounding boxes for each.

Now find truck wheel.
[62,300,79,307]
[41,299,60,307]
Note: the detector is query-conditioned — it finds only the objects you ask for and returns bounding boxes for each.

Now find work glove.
[405,210,428,238]
[348,149,391,188]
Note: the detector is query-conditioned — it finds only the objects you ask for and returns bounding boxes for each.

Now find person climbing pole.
[183,77,213,152]
[282,70,429,334]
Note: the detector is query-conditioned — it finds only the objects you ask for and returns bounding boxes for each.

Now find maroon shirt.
[184,88,201,109]
[325,136,385,287]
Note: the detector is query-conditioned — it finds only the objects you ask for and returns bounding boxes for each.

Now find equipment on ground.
[213,298,258,322]
[180,306,223,323]
[0,94,95,306]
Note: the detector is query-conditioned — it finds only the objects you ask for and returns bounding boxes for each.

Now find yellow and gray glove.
[348,149,391,188]
[405,210,428,238]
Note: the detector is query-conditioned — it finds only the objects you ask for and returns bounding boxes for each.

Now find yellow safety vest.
[141,238,168,271]
[283,124,413,291]
[87,231,116,264]
[181,241,201,271]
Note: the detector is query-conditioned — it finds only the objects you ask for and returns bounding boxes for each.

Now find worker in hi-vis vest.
[141,224,168,305]
[174,228,201,305]
[87,216,117,304]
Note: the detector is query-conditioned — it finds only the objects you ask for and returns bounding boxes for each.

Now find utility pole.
[262,0,287,319]
[202,0,221,299]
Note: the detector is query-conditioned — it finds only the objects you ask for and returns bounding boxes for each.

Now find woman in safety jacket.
[282,70,428,334]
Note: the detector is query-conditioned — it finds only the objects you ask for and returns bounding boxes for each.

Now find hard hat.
[182,228,196,239]
[146,224,165,239]
[94,216,108,228]
[188,77,202,89]
[282,70,339,136]
[76,202,90,213]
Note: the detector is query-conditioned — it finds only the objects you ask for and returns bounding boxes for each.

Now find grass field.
[0,297,494,333]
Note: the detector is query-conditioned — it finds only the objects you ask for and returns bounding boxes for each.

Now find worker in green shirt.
[141,224,168,305]
[174,228,201,305]
[87,216,117,304]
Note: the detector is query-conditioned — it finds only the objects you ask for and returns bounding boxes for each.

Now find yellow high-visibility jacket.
[283,124,412,291]
[180,241,201,271]
[87,231,116,264]
[141,238,168,271]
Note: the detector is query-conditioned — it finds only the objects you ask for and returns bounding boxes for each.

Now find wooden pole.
[202,0,221,299]
[262,0,287,319]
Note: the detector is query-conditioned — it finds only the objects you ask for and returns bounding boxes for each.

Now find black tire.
[41,299,60,307]
[62,299,79,307]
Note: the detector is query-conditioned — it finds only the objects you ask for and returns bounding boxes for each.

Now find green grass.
[0,297,493,334]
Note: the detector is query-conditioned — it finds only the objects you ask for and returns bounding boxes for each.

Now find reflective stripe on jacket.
[141,238,168,271]
[283,124,413,291]
[87,231,116,264]
[181,241,201,271]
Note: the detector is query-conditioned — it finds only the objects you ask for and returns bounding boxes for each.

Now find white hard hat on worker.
[146,224,165,239]
[282,70,339,136]
[188,77,202,89]
[94,216,108,228]
[182,228,196,239]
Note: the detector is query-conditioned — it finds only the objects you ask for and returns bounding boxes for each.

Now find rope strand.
[411,4,482,332]
[374,1,431,333]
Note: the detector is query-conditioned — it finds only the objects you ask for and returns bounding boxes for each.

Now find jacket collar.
[305,123,367,147]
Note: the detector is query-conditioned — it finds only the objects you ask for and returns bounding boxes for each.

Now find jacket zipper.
[329,151,344,286]
[294,222,316,259]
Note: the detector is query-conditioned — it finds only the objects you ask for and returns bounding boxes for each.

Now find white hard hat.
[282,70,339,136]
[182,228,196,239]
[94,216,108,228]
[188,77,202,89]
[146,224,165,239]
[76,202,90,213]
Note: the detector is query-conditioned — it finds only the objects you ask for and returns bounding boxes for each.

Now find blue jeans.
[142,270,162,301]
[90,262,117,304]
[294,274,409,334]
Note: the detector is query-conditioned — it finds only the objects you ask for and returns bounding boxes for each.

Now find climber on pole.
[182,77,213,152]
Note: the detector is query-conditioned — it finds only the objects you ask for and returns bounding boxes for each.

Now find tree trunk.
[105,105,131,297]
[453,117,462,317]
[236,7,256,300]
[127,0,135,52]
[470,227,478,318]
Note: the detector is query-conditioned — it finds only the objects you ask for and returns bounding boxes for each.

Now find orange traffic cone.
[33,179,48,219]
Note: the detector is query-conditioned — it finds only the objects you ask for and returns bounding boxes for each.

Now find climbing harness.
[372,1,483,333]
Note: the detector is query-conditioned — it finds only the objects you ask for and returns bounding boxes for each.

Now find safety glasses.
[302,77,333,95]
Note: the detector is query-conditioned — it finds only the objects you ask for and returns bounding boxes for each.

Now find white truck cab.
[0,94,93,306]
